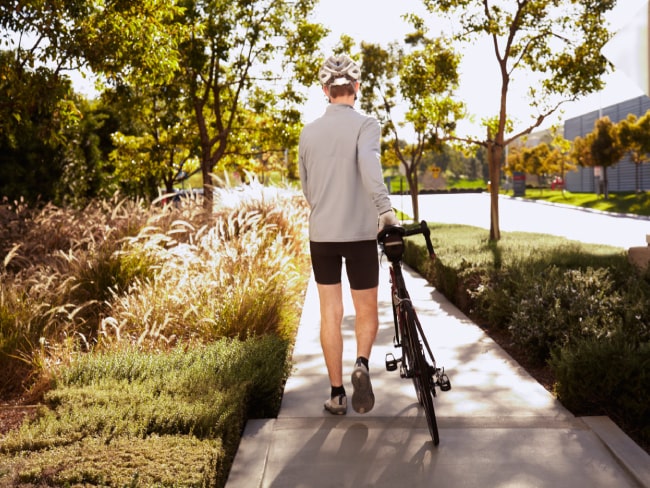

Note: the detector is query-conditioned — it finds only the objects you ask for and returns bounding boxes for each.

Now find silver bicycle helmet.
[318,55,361,86]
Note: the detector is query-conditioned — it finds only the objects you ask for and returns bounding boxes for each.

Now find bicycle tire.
[403,302,439,445]
[399,317,421,405]
[390,267,419,397]
[394,291,419,399]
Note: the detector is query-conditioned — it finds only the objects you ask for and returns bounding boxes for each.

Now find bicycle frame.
[378,221,451,445]
[389,262,439,376]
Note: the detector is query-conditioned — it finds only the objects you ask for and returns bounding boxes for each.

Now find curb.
[582,416,650,488]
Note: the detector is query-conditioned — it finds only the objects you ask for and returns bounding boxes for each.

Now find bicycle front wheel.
[403,303,439,445]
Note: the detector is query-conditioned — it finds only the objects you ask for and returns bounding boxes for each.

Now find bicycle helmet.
[318,55,361,86]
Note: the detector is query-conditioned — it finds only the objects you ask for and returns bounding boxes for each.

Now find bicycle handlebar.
[377,220,436,260]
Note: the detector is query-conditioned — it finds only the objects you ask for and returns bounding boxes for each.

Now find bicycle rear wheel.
[403,303,439,445]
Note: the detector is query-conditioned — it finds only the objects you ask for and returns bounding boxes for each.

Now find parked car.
[551,176,564,190]
[172,188,204,202]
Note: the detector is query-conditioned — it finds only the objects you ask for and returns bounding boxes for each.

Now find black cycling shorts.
[309,240,379,290]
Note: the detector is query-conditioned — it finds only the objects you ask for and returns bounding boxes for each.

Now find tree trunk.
[488,143,502,241]
[407,167,420,222]
[201,161,213,209]
[412,171,420,222]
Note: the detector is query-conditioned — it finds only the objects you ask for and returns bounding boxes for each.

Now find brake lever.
[419,221,436,261]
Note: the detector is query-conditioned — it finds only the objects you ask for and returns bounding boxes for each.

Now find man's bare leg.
[350,286,378,413]
[317,283,344,387]
[351,286,379,360]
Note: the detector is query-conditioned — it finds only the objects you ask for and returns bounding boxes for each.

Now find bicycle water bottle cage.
[379,225,405,261]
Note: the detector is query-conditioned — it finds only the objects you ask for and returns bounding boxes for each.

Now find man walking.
[299,54,398,415]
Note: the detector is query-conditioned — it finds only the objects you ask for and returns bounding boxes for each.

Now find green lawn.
[517,189,650,217]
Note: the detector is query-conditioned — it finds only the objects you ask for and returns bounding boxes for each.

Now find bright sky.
[304,0,649,138]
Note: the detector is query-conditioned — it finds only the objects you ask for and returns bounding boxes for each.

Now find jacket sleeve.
[357,117,392,215]
[298,130,310,204]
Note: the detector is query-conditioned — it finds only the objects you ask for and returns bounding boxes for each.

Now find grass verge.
[402,222,650,452]
[515,189,650,217]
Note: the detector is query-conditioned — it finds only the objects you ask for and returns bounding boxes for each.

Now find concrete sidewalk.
[226,260,650,487]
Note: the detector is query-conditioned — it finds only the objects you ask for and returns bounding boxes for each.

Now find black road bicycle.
[377,220,451,446]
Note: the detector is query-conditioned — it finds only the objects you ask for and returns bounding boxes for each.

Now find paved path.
[226,195,650,488]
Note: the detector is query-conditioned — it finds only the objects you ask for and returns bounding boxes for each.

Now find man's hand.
[378,210,399,230]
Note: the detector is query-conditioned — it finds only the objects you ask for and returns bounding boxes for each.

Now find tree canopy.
[572,116,625,199]
[618,112,650,193]
[359,18,464,221]
[172,0,326,205]
[421,0,615,239]
[0,0,626,213]
[1,0,326,205]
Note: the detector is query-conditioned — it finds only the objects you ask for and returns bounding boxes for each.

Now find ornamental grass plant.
[0,181,310,487]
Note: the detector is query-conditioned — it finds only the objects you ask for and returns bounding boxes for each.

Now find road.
[390,193,650,250]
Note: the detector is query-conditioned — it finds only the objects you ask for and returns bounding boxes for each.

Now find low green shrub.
[0,336,291,486]
[618,274,650,344]
[405,222,649,451]
[550,336,650,447]
[402,232,434,278]
[508,266,623,363]
[2,434,220,487]
[423,225,636,363]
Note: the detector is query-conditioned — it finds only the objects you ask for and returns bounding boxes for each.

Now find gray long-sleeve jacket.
[299,103,393,242]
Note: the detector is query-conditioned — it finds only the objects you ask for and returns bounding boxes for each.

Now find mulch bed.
[0,401,39,436]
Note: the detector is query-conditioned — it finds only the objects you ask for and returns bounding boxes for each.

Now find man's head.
[319,54,360,101]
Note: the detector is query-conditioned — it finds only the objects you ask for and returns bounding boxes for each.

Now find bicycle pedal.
[438,373,452,392]
[385,353,398,372]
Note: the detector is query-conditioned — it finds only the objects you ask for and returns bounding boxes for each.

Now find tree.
[618,112,650,193]
[57,97,110,205]
[422,0,615,240]
[571,116,625,199]
[2,1,326,205]
[90,0,311,197]
[219,102,303,184]
[571,134,592,167]
[525,144,550,185]
[545,131,576,194]
[84,0,324,203]
[0,50,84,203]
[430,144,474,181]
[104,84,200,199]
[174,0,326,207]
[506,142,550,185]
[589,116,625,199]
[1,1,185,80]
[1,1,189,202]
[360,21,464,221]
[505,132,575,192]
